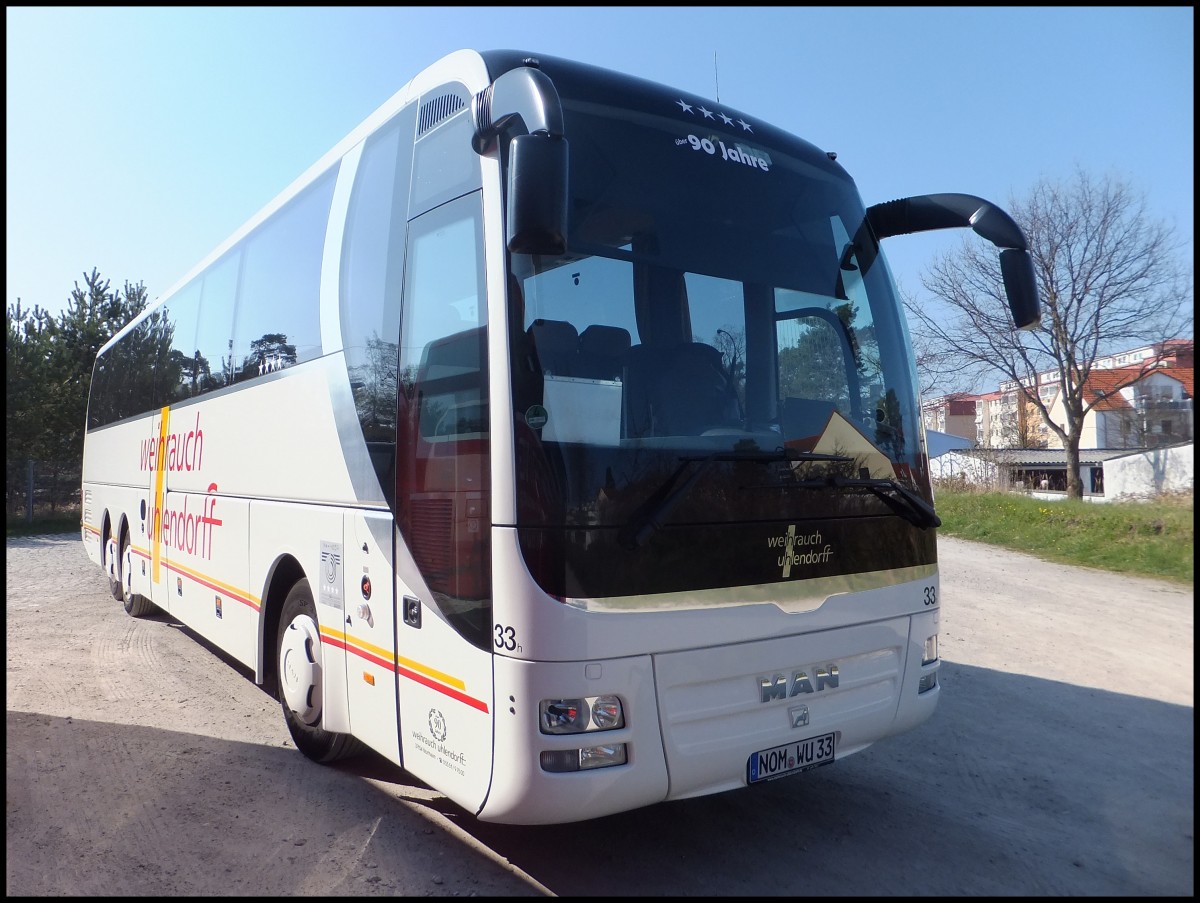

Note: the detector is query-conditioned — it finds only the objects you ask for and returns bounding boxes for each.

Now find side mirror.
[472,63,570,256]
[507,133,568,255]
[867,193,1042,331]
[999,249,1040,330]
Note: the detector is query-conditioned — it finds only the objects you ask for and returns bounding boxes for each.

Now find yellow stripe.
[151,406,170,583]
[164,556,262,605]
[321,626,467,691]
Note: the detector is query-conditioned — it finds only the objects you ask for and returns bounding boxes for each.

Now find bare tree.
[911,329,983,400]
[905,167,1192,498]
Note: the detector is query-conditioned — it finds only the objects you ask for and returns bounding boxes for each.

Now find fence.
[5,459,81,525]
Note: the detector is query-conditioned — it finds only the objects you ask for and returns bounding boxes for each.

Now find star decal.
[675,99,694,114]
[698,105,716,119]
[738,119,753,132]
[718,112,734,125]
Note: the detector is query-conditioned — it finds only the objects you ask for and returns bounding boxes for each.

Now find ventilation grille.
[418,93,467,135]
[410,498,454,576]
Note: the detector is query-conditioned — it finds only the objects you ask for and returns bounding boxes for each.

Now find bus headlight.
[590,696,623,730]
[922,634,938,665]
[539,695,625,734]
[919,634,939,693]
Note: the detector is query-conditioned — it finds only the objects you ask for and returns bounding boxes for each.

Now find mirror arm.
[471,63,564,153]
[866,193,1041,330]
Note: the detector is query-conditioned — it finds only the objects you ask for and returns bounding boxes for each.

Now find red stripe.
[323,635,490,713]
[161,559,260,612]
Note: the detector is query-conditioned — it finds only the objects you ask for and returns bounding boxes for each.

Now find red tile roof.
[1082,366,1193,411]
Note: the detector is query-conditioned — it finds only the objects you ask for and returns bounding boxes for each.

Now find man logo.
[759,665,839,703]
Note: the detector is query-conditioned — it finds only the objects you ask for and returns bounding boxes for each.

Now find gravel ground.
[6,532,1194,896]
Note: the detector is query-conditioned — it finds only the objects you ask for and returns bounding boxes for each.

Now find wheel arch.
[102,508,131,600]
[100,509,117,567]
[257,553,308,695]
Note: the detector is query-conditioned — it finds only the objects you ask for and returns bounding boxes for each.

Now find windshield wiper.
[618,448,853,550]
[788,474,941,530]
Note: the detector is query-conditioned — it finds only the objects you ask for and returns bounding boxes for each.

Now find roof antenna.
[713,51,720,103]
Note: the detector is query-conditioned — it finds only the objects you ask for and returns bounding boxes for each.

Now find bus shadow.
[430,660,1193,897]
[4,708,536,897]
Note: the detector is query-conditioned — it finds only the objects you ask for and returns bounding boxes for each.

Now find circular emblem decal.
[428,708,447,742]
[525,405,549,429]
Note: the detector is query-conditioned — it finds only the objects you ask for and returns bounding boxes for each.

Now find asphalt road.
[6,532,1194,896]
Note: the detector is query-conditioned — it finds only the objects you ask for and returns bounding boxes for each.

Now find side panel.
[81,414,159,610]
[163,489,255,667]
[81,486,103,564]
[162,366,358,505]
[249,499,350,736]
[339,510,402,760]
[393,562,495,813]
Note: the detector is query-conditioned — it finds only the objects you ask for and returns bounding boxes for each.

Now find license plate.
[747,732,836,783]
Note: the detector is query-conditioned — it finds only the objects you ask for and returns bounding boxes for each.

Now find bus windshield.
[508,72,931,604]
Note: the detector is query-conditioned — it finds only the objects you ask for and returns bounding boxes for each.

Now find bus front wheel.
[276,579,361,763]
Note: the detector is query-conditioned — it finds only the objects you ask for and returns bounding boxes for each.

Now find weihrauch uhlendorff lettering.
[140,410,222,560]
[140,411,204,472]
[411,730,467,775]
[150,485,222,560]
[768,526,835,576]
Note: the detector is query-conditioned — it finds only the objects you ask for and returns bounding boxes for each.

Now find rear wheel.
[120,530,156,618]
[105,525,123,601]
[277,579,361,763]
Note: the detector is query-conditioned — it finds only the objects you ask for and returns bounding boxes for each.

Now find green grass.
[6,510,82,537]
[933,489,1193,585]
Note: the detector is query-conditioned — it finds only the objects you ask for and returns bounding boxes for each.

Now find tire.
[276,579,362,763]
[106,526,123,602]
[120,530,157,618]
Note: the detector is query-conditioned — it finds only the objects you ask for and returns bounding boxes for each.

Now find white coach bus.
[81,49,1040,825]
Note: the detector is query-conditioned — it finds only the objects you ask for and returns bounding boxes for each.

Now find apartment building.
[922,339,1194,450]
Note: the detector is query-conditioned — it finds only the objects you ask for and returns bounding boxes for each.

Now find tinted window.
[232,167,337,383]
[395,193,489,648]
[341,104,416,501]
[195,250,241,391]
[161,281,201,402]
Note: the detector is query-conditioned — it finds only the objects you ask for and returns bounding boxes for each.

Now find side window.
[124,311,171,417]
[232,167,337,383]
[102,341,131,424]
[341,103,417,502]
[400,199,486,438]
[161,281,201,401]
[195,250,241,391]
[88,350,114,429]
[395,192,490,649]
[99,311,174,424]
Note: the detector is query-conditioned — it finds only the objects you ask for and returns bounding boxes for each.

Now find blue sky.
[6,7,1194,323]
